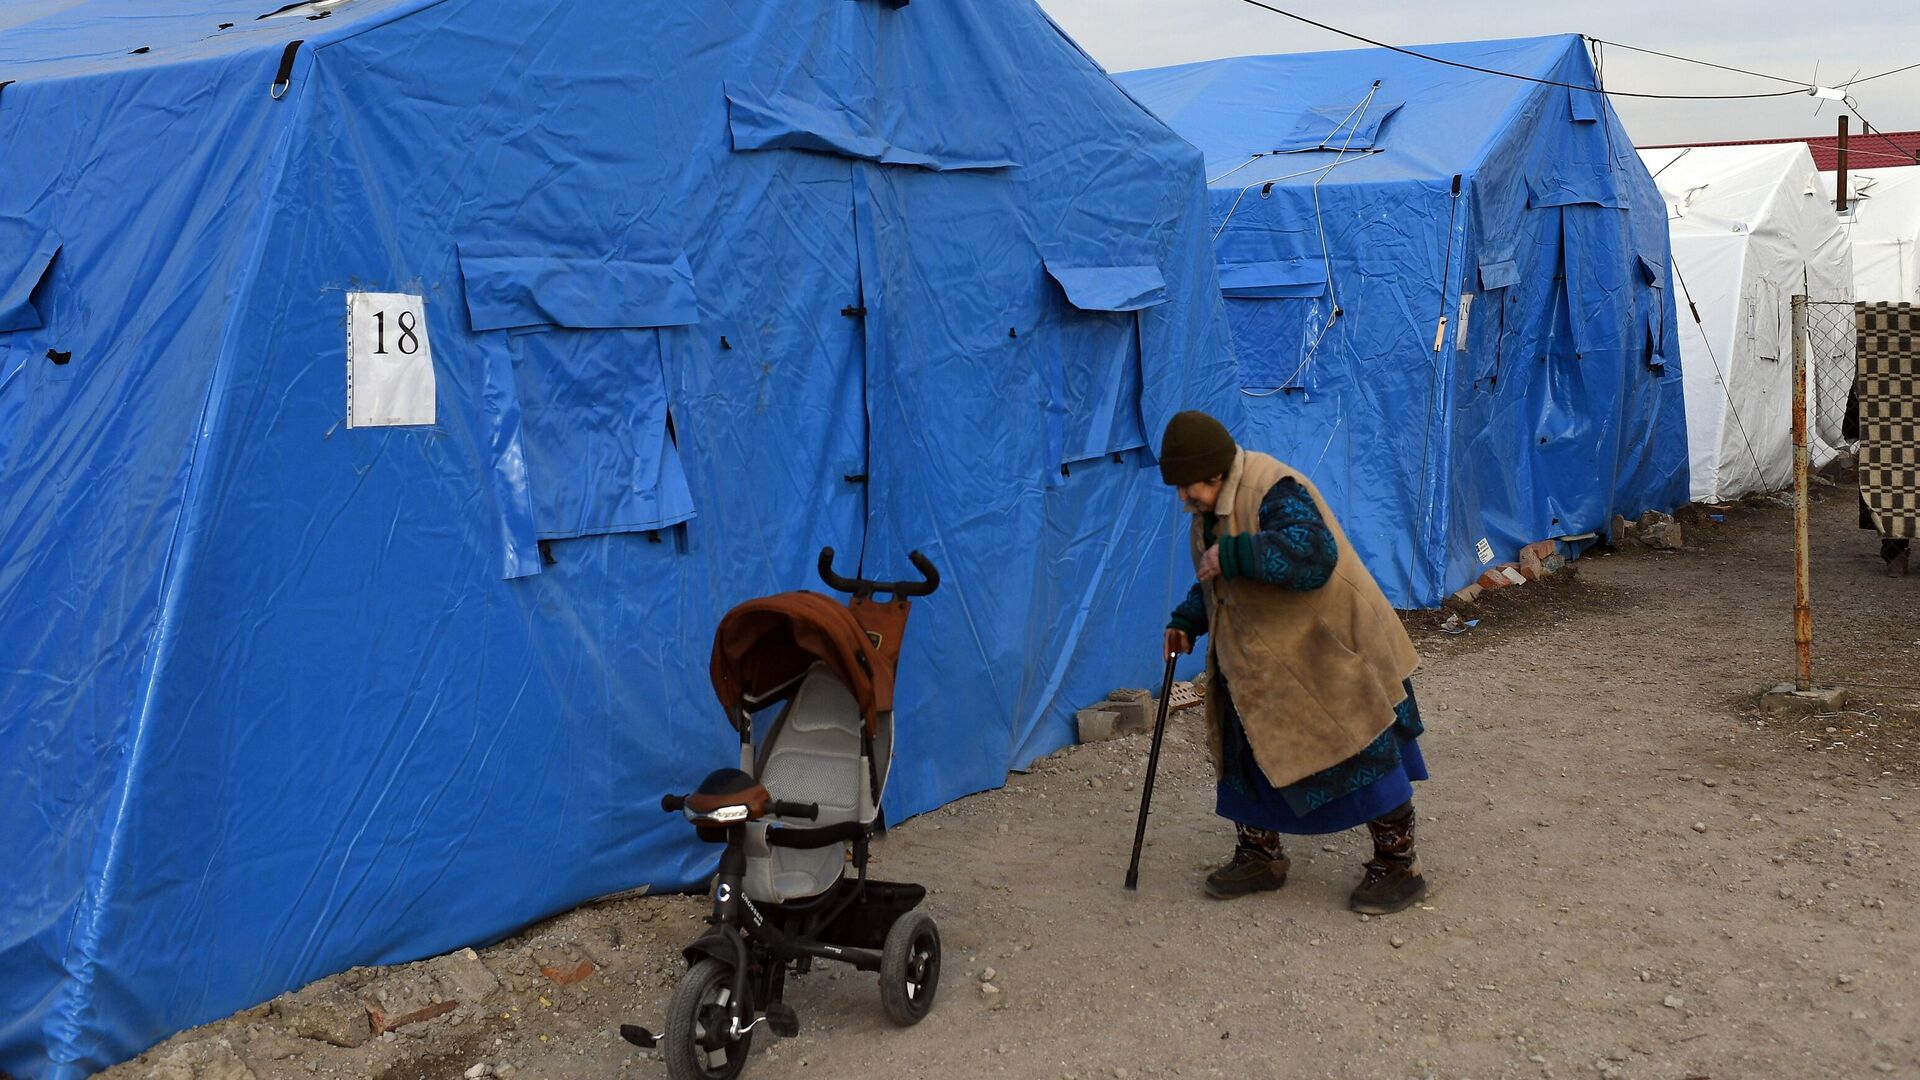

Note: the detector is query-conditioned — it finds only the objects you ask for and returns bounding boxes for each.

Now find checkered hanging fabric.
[1855,302,1920,539]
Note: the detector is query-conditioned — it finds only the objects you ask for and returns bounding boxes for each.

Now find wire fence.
[1805,300,1857,455]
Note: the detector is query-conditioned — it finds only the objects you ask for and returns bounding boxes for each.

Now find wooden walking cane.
[1124,653,1181,890]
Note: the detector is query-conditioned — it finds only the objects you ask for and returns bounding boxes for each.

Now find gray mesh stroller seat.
[743,662,892,903]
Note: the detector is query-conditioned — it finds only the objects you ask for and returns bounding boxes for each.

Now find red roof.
[1641,130,1920,171]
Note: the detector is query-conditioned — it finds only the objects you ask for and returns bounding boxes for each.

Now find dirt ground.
[102,473,1920,1080]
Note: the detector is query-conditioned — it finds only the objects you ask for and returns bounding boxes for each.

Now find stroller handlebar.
[818,547,940,599]
[659,792,819,822]
[771,800,819,821]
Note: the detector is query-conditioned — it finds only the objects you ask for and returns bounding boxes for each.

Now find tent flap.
[0,227,58,333]
[1270,100,1403,152]
[507,328,695,541]
[1217,259,1327,299]
[1478,259,1521,291]
[1527,164,1629,209]
[1044,261,1168,311]
[1568,88,1602,123]
[1637,253,1664,287]
[724,83,1017,171]
[458,247,698,333]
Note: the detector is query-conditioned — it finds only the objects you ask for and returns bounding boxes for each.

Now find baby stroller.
[620,548,943,1080]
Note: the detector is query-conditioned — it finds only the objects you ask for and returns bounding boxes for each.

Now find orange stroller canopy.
[710,591,894,734]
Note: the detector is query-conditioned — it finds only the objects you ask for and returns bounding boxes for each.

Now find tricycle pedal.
[765,1002,800,1038]
[618,1023,658,1048]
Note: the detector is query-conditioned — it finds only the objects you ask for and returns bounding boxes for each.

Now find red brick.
[541,960,594,986]
[366,1000,457,1036]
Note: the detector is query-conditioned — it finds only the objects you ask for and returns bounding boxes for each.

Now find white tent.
[1823,166,1920,303]
[1640,144,1854,502]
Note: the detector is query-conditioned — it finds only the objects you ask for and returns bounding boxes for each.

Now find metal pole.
[1791,294,1814,691]
[1836,116,1851,214]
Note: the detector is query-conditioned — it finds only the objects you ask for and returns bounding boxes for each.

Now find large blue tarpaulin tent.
[0,0,1235,1072]
[1120,36,1689,607]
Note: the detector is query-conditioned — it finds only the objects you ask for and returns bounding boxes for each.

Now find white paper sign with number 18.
[347,291,436,428]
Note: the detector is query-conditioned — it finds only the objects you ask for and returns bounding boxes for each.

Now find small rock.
[1691,822,1708,833]
[1874,1064,1894,1074]
[1663,994,1683,1009]
[1702,779,1718,788]
[981,967,997,983]
[981,983,1002,1000]
[1390,936,1406,949]
[465,1065,493,1079]
[431,949,501,1007]
[1322,844,1338,853]
[1780,887,1794,899]
[1838,974,1854,986]
[1853,1010,1870,1021]
[1529,1054,1547,1064]
[1639,520,1684,550]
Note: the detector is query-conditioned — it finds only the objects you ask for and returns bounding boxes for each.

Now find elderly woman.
[1159,411,1430,914]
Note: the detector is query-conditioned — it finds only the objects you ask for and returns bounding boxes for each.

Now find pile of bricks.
[1450,539,1567,606]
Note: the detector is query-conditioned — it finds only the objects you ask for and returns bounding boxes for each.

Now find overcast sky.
[1038,0,1920,149]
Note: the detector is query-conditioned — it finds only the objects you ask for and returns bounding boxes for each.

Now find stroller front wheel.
[663,958,754,1080]
[879,910,941,1026]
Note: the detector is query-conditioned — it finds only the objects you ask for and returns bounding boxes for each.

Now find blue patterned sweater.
[1167,476,1338,635]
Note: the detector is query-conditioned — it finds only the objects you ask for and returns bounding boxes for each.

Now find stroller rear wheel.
[879,910,941,1025]
[664,958,754,1080]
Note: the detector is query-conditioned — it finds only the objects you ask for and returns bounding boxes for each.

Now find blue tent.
[0,1,1235,1072]
[1120,36,1689,606]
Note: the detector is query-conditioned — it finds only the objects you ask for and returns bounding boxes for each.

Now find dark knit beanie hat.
[1158,411,1236,485]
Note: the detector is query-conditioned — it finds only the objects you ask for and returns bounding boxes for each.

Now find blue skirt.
[1217,735,1426,834]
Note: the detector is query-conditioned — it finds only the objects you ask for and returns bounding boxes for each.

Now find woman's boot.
[1350,801,1427,914]
[1205,824,1290,899]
